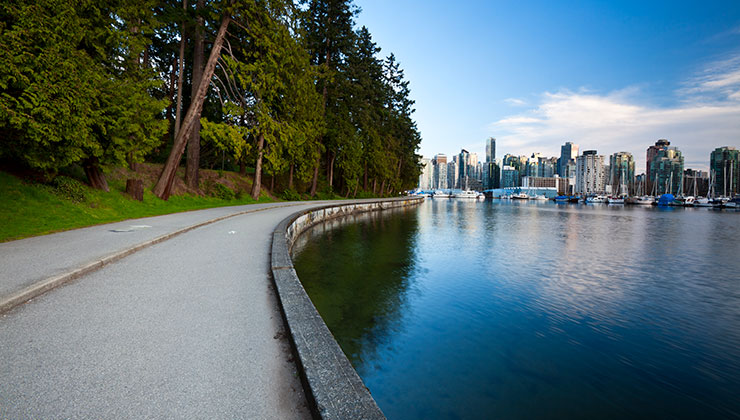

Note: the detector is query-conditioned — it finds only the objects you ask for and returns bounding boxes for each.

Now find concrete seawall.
[270,197,424,420]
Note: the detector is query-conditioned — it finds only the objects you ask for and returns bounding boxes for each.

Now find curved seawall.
[270,197,423,420]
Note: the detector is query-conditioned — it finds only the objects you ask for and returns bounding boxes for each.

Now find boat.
[511,193,529,200]
[657,193,675,207]
[607,196,625,204]
[531,194,548,201]
[554,195,569,202]
[634,196,655,205]
[695,197,711,207]
[567,196,582,203]
[453,190,485,200]
[433,190,452,198]
[586,195,607,204]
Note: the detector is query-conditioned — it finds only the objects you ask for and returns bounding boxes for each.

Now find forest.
[0,0,422,200]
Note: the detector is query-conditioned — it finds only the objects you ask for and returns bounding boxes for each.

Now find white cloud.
[489,58,740,171]
[504,98,527,106]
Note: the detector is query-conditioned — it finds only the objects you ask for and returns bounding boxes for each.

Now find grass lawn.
[0,170,276,242]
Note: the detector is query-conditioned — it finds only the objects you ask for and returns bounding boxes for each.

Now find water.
[292,200,740,419]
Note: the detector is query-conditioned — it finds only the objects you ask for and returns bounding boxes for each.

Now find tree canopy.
[0,0,421,197]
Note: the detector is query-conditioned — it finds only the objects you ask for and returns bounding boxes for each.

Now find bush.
[281,188,301,201]
[211,182,236,200]
[50,176,88,202]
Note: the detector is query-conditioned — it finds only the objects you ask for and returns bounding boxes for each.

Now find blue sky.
[355,0,740,171]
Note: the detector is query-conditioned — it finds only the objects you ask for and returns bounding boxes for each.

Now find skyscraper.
[710,146,739,197]
[558,141,579,177]
[432,154,448,189]
[459,149,470,189]
[609,152,635,194]
[418,157,432,190]
[485,137,496,163]
[575,150,606,195]
[649,143,684,195]
[646,139,671,190]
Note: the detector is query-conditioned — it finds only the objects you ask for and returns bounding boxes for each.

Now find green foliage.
[202,179,237,200]
[281,188,301,201]
[0,0,166,181]
[50,176,88,203]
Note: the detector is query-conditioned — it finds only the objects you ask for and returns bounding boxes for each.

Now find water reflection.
[293,200,740,420]
[292,207,420,368]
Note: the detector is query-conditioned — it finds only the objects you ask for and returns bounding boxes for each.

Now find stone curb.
[0,202,306,315]
[270,197,424,420]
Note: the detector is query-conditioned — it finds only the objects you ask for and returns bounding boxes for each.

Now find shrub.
[211,182,236,200]
[50,176,87,202]
[281,188,301,201]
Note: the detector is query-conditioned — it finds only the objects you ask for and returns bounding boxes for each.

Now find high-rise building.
[448,160,459,189]
[485,137,496,163]
[710,146,739,197]
[646,139,671,189]
[575,150,606,195]
[459,149,470,189]
[609,152,635,195]
[501,165,519,188]
[432,154,448,189]
[418,157,432,189]
[649,143,684,195]
[484,161,501,189]
[538,156,557,178]
[558,141,578,177]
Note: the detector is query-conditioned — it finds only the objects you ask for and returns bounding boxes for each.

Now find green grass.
[0,171,276,242]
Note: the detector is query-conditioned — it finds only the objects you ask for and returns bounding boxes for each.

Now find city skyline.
[355,0,740,172]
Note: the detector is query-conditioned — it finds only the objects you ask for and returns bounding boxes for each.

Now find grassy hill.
[0,164,276,242]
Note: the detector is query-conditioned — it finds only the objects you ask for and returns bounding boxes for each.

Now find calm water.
[292,200,740,419]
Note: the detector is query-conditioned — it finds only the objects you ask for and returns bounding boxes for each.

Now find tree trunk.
[239,159,246,175]
[173,0,188,139]
[372,178,377,195]
[328,152,335,188]
[288,164,294,189]
[126,179,144,201]
[270,175,275,192]
[251,132,265,200]
[185,0,205,189]
[167,55,177,124]
[310,164,319,196]
[380,180,386,196]
[83,157,109,192]
[154,15,231,200]
[353,183,358,198]
[364,161,368,190]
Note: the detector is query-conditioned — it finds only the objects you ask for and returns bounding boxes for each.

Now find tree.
[0,0,166,189]
[153,11,230,200]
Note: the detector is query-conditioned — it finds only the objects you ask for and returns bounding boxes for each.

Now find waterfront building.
[459,149,470,189]
[557,141,579,177]
[484,160,501,189]
[486,137,496,163]
[432,154,448,189]
[609,152,635,195]
[575,150,606,195]
[710,146,739,197]
[448,160,459,189]
[418,157,432,190]
[522,176,569,195]
[501,165,520,188]
[646,139,671,191]
[648,144,684,195]
[538,157,557,178]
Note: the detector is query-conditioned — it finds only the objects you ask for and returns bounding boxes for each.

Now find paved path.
[0,201,350,419]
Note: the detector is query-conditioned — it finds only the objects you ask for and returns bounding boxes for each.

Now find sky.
[354,0,740,172]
